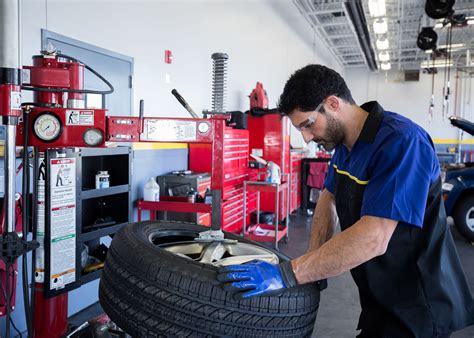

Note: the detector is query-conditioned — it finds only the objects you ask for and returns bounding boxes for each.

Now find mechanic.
[218,65,474,337]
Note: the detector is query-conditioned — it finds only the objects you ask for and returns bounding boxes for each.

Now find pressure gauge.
[33,112,62,142]
[197,122,210,134]
[83,128,104,147]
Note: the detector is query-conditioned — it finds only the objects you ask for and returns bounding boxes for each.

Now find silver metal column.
[1,0,21,234]
[0,0,21,70]
[4,124,17,233]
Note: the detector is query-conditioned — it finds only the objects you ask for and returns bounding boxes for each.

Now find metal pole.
[211,190,222,231]
[275,186,279,250]
[242,182,247,236]
[4,124,17,233]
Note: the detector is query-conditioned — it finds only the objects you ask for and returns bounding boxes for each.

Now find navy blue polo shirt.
[324,102,440,228]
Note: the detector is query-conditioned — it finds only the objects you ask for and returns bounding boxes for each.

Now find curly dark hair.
[277,64,355,115]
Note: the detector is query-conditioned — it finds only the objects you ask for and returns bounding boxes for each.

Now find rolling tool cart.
[242,175,290,250]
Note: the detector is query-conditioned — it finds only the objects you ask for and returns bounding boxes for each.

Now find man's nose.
[301,129,313,143]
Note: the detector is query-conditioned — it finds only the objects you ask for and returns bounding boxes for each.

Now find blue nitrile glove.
[216,260,297,299]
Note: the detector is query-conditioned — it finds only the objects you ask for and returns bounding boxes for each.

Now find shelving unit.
[43,146,131,297]
[77,146,132,285]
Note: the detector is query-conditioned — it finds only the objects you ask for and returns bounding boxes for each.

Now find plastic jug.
[144,177,160,202]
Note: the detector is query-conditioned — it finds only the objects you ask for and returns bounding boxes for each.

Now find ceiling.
[293,0,474,72]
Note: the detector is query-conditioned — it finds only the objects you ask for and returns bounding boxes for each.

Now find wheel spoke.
[199,242,226,264]
[213,254,278,266]
[156,237,280,267]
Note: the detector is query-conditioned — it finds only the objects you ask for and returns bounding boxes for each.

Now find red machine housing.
[20,54,95,338]
[249,82,269,109]
[24,55,84,106]
[17,108,107,148]
[0,84,22,117]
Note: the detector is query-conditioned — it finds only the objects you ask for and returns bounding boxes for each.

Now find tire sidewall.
[109,220,318,295]
[453,196,474,241]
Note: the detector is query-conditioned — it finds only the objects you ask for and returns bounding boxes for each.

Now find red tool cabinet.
[189,127,256,233]
[290,150,304,213]
[247,112,291,221]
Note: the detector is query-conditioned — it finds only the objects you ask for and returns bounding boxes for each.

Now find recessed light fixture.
[376,38,389,50]
[373,18,388,34]
[379,51,390,62]
[368,0,386,17]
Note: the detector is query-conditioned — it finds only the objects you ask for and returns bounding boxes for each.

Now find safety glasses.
[294,100,325,132]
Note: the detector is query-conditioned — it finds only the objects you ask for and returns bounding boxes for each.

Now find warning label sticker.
[49,158,76,289]
[35,153,46,283]
[66,110,94,126]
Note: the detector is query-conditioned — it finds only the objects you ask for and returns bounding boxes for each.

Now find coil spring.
[211,53,228,112]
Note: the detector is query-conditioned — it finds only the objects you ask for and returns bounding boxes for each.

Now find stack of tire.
[99,221,320,337]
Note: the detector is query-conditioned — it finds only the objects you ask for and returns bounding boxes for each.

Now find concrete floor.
[277,213,474,338]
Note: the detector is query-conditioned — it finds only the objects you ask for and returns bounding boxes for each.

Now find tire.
[453,195,474,242]
[99,221,320,337]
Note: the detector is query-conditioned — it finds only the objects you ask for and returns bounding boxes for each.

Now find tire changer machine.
[0,3,238,337]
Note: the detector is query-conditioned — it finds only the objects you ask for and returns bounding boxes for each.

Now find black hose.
[21,102,60,108]
[0,266,22,338]
[21,53,114,95]
[29,149,38,336]
[6,261,10,338]
[22,108,32,337]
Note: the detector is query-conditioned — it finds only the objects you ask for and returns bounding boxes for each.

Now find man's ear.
[326,95,340,111]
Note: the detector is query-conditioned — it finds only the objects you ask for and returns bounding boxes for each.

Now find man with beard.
[218,65,474,337]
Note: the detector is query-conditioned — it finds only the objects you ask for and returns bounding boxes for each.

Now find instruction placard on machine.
[145,119,197,141]
[49,158,76,289]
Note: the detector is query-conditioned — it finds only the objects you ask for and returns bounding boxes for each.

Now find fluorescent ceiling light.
[424,43,466,53]
[368,0,386,17]
[373,18,388,34]
[420,59,453,68]
[378,51,390,62]
[439,43,465,49]
[376,38,389,50]
[380,62,391,70]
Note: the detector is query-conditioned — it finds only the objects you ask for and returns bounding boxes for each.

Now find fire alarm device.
[165,50,173,64]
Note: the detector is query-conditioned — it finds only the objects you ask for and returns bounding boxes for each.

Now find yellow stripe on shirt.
[333,164,369,185]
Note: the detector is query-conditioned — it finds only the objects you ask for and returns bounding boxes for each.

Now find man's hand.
[216,260,297,299]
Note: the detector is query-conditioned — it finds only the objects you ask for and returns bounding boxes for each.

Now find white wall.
[15,0,341,323]
[344,67,474,141]
[21,0,342,148]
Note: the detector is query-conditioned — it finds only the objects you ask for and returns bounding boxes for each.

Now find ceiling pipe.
[345,0,378,71]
